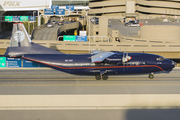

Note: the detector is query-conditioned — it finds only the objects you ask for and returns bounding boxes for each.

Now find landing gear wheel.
[102,74,108,80]
[95,75,101,80]
[148,74,154,79]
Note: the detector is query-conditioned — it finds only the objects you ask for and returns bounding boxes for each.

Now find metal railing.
[88,36,110,42]
[57,36,110,42]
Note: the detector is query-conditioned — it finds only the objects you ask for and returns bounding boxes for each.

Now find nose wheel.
[95,74,108,80]
[148,73,154,79]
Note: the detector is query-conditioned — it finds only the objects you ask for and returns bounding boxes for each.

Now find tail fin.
[10,23,31,47]
[4,23,64,57]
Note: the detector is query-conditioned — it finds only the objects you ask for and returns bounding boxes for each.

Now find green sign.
[20,16,28,21]
[63,35,76,41]
[5,16,13,21]
[0,57,6,68]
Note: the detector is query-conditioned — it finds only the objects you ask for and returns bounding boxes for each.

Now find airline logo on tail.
[14,31,25,42]
[10,23,31,47]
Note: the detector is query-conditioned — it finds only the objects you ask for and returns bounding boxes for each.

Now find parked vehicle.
[119,18,125,23]
[71,18,76,22]
[90,17,99,24]
[47,23,52,28]
[124,20,140,27]
[58,22,63,25]
[52,20,56,24]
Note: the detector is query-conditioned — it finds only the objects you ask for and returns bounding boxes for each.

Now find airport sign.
[76,36,87,42]
[63,35,76,41]
[66,5,74,11]
[44,8,54,15]
[5,16,13,21]
[29,16,36,22]
[51,5,59,11]
[6,58,21,68]
[55,9,65,15]
[23,59,39,67]
[79,31,87,36]
[0,57,6,68]
[20,16,28,21]
[13,16,20,21]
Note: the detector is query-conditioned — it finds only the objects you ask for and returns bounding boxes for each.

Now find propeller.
[122,50,132,64]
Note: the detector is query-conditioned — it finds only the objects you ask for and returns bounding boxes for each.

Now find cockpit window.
[156,57,165,61]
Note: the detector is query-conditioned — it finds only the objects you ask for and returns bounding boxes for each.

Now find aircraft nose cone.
[172,60,177,67]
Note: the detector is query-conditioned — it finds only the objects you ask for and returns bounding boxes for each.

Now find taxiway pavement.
[0,67,179,95]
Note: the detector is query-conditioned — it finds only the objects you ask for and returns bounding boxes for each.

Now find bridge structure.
[1,19,180,66]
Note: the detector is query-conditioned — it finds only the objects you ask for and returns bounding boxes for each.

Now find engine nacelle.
[122,55,132,63]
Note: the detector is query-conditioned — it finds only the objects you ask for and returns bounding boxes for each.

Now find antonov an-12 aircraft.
[4,23,176,80]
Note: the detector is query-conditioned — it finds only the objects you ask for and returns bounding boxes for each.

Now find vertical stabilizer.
[4,22,64,57]
[10,23,31,47]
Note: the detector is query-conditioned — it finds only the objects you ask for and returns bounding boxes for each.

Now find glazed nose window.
[156,57,165,61]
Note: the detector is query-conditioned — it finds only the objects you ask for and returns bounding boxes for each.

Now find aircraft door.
[142,54,147,73]
[65,54,75,74]
[124,54,143,74]
[123,61,131,74]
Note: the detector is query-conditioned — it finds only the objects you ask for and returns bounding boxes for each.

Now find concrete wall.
[126,1,135,14]
[89,0,134,15]
[0,94,180,109]
[141,25,180,41]
[0,0,50,11]
[0,11,4,33]
[137,6,180,16]
[99,17,108,36]
[89,0,180,16]
[1,39,180,59]
[137,0,180,15]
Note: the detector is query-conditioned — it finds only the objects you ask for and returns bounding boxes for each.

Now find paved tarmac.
[109,19,180,37]
[109,19,140,37]
[0,68,180,120]
[0,67,180,95]
[1,109,180,120]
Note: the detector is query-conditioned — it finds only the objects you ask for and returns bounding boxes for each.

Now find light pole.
[88,16,93,52]
[33,11,35,30]
[38,9,40,26]
[88,16,97,52]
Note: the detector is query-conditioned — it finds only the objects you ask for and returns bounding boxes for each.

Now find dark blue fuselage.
[6,23,176,80]
[22,52,176,76]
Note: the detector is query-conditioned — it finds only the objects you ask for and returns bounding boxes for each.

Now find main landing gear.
[148,73,154,79]
[95,74,108,80]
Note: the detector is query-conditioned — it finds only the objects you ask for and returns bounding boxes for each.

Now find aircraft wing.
[91,50,105,55]
[91,51,114,63]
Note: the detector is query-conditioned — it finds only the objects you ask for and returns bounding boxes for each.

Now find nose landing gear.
[148,73,154,79]
[95,74,108,80]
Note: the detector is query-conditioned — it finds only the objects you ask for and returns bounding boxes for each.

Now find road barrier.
[0,39,180,53]
[0,94,180,109]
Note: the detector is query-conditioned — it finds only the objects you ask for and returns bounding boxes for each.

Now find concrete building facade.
[89,0,180,17]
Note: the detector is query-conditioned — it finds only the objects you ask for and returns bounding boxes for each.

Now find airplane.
[4,23,177,80]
